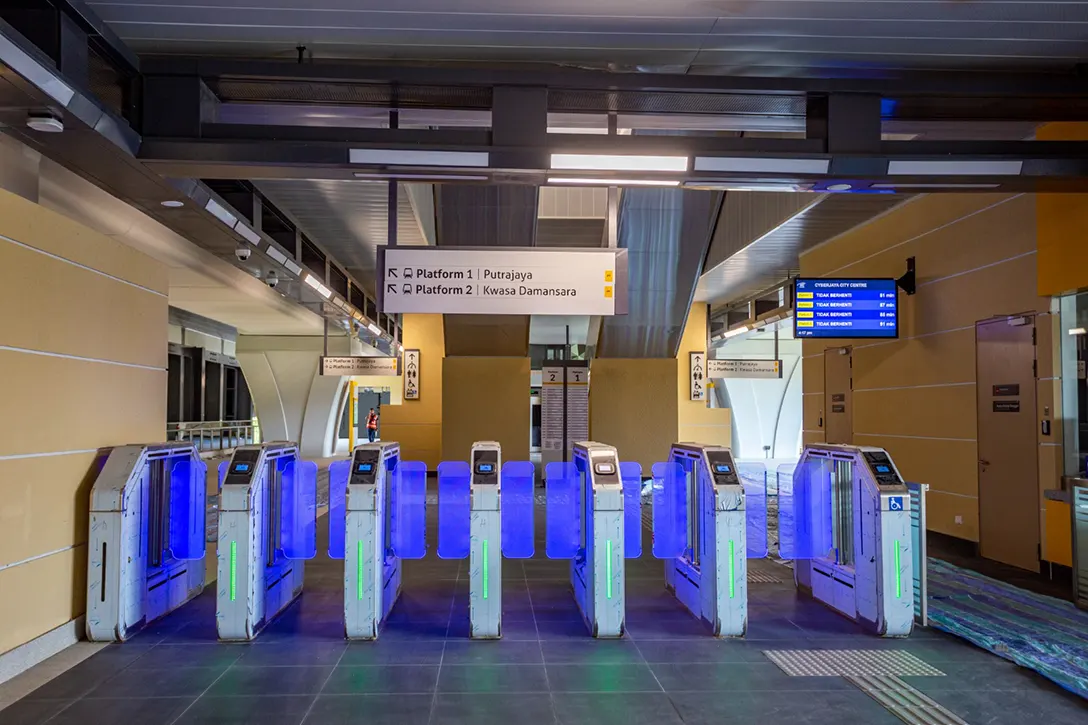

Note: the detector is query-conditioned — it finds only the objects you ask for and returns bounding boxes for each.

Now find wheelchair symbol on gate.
[888,496,904,511]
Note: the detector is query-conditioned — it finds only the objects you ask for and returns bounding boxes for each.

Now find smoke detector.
[26,113,64,133]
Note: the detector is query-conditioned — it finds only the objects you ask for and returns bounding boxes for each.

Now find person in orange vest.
[365,407,379,443]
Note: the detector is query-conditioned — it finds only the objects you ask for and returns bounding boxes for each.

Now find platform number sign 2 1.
[690,351,707,402]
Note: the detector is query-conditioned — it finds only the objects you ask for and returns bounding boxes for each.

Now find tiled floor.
[3,509,1086,724]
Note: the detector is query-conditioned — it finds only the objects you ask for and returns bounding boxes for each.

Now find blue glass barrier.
[327,459,351,559]
[168,456,205,560]
[281,459,317,560]
[620,462,643,559]
[546,461,579,559]
[392,460,428,559]
[737,461,768,559]
[437,461,471,559]
[652,461,686,559]
[502,461,535,558]
[217,460,228,490]
[778,458,833,560]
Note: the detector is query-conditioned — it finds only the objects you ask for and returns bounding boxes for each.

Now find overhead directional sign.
[320,356,399,376]
[707,359,782,379]
[379,247,626,316]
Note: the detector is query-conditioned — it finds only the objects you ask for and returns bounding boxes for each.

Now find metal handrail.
[167,420,257,452]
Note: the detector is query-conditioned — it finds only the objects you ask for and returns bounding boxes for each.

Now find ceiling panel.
[255,179,427,295]
[92,0,1088,73]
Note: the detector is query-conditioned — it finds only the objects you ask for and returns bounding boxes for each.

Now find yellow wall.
[442,357,531,461]
[380,314,444,469]
[590,358,679,469]
[1036,123,1088,297]
[675,303,732,446]
[800,193,1056,545]
[0,188,168,654]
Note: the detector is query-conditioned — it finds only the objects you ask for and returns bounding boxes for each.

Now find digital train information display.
[794,278,899,339]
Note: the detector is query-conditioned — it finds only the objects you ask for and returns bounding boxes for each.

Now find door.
[977,316,1040,571]
[824,347,853,445]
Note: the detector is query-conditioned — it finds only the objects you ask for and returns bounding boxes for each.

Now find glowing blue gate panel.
[281,460,318,560]
[393,460,428,559]
[218,460,228,490]
[328,459,351,559]
[737,461,768,559]
[652,461,687,559]
[501,461,535,558]
[168,457,206,560]
[546,461,579,559]
[620,462,643,559]
[778,458,833,560]
[438,461,471,559]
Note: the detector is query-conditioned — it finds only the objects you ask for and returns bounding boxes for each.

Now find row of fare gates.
[84,439,920,643]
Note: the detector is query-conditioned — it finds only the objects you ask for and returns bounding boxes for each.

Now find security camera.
[265,270,279,289]
[235,245,251,262]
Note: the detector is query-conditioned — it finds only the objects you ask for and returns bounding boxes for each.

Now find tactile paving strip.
[847,674,968,725]
[748,570,783,584]
[763,649,945,678]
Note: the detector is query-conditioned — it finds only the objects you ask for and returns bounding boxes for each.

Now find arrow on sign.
[388,268,398,278]
[387,283,397,294]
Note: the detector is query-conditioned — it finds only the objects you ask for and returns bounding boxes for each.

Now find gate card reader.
[663,443,748,637]
[789,444,913,637]
[216,443,317,642]
[87,443,207,642]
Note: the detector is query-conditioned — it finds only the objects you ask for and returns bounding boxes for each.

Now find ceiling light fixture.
[26,113,64,133]
[1069,328,1086,336]
[547,177,680,187]
[550,153,688,172]
[826,183,853,192]
[204,198,237,228]
[693,157,830,175]
[722,325,750,339]
[349,149,490,167]
[367,322,383,336]
[303,274,332,299]
[160,200,184,208]
[886,160,1023,176]
[352,172,489,181]
[234,222,261,245]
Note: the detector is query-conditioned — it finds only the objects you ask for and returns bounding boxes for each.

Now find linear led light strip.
[551,153,688,172]
[548,177,679,187]
[304,274,332,299]
[349,149,490,167]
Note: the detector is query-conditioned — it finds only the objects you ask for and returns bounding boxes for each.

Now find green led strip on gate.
[894,542,902,598]
[229,540,237,601]
[606,540,613,600]
[482,540,489,600]
[357,540,364,600]
[728,540,736,599]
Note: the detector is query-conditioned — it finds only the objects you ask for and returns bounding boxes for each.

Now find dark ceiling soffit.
[53,0,140,73]
[141,57,1088,99]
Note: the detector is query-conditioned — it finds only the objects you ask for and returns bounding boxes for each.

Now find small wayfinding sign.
[380,247,625,316]
[403,349,421,400]
[708,359,782,379]
[320,356,399,376]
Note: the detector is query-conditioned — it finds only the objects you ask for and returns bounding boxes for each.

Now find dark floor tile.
[552,692,682,725]
[541,639,643,665]
[534,618,590,641]
[546,663,661,693]
[447,616,539,640]
[234,641,346,667]
[322,665,438,694]
[929,688,1088,725]
[378,619,450,641]
[904,661,1059,693]
[127,643,243,670]
[340,641,445,666]
[441,640,542,665]
[0,698,71,725]
[438,664,549,693]
[635,639,764,664]
[174,694,314,725]
[302,694,432,725]
[432,693,555,725]
[623,614,709,640]
[208,665,333,697]
[739,690,902,725]
[85,666,224,698]
[742,617,807,640]
[651,662,852,692]
[22,647,149,700]
[664,692,754,724]
[46,696,191,725]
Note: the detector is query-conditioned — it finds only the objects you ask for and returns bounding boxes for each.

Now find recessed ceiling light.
[826,183,853,192]
[160,200,184,208]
